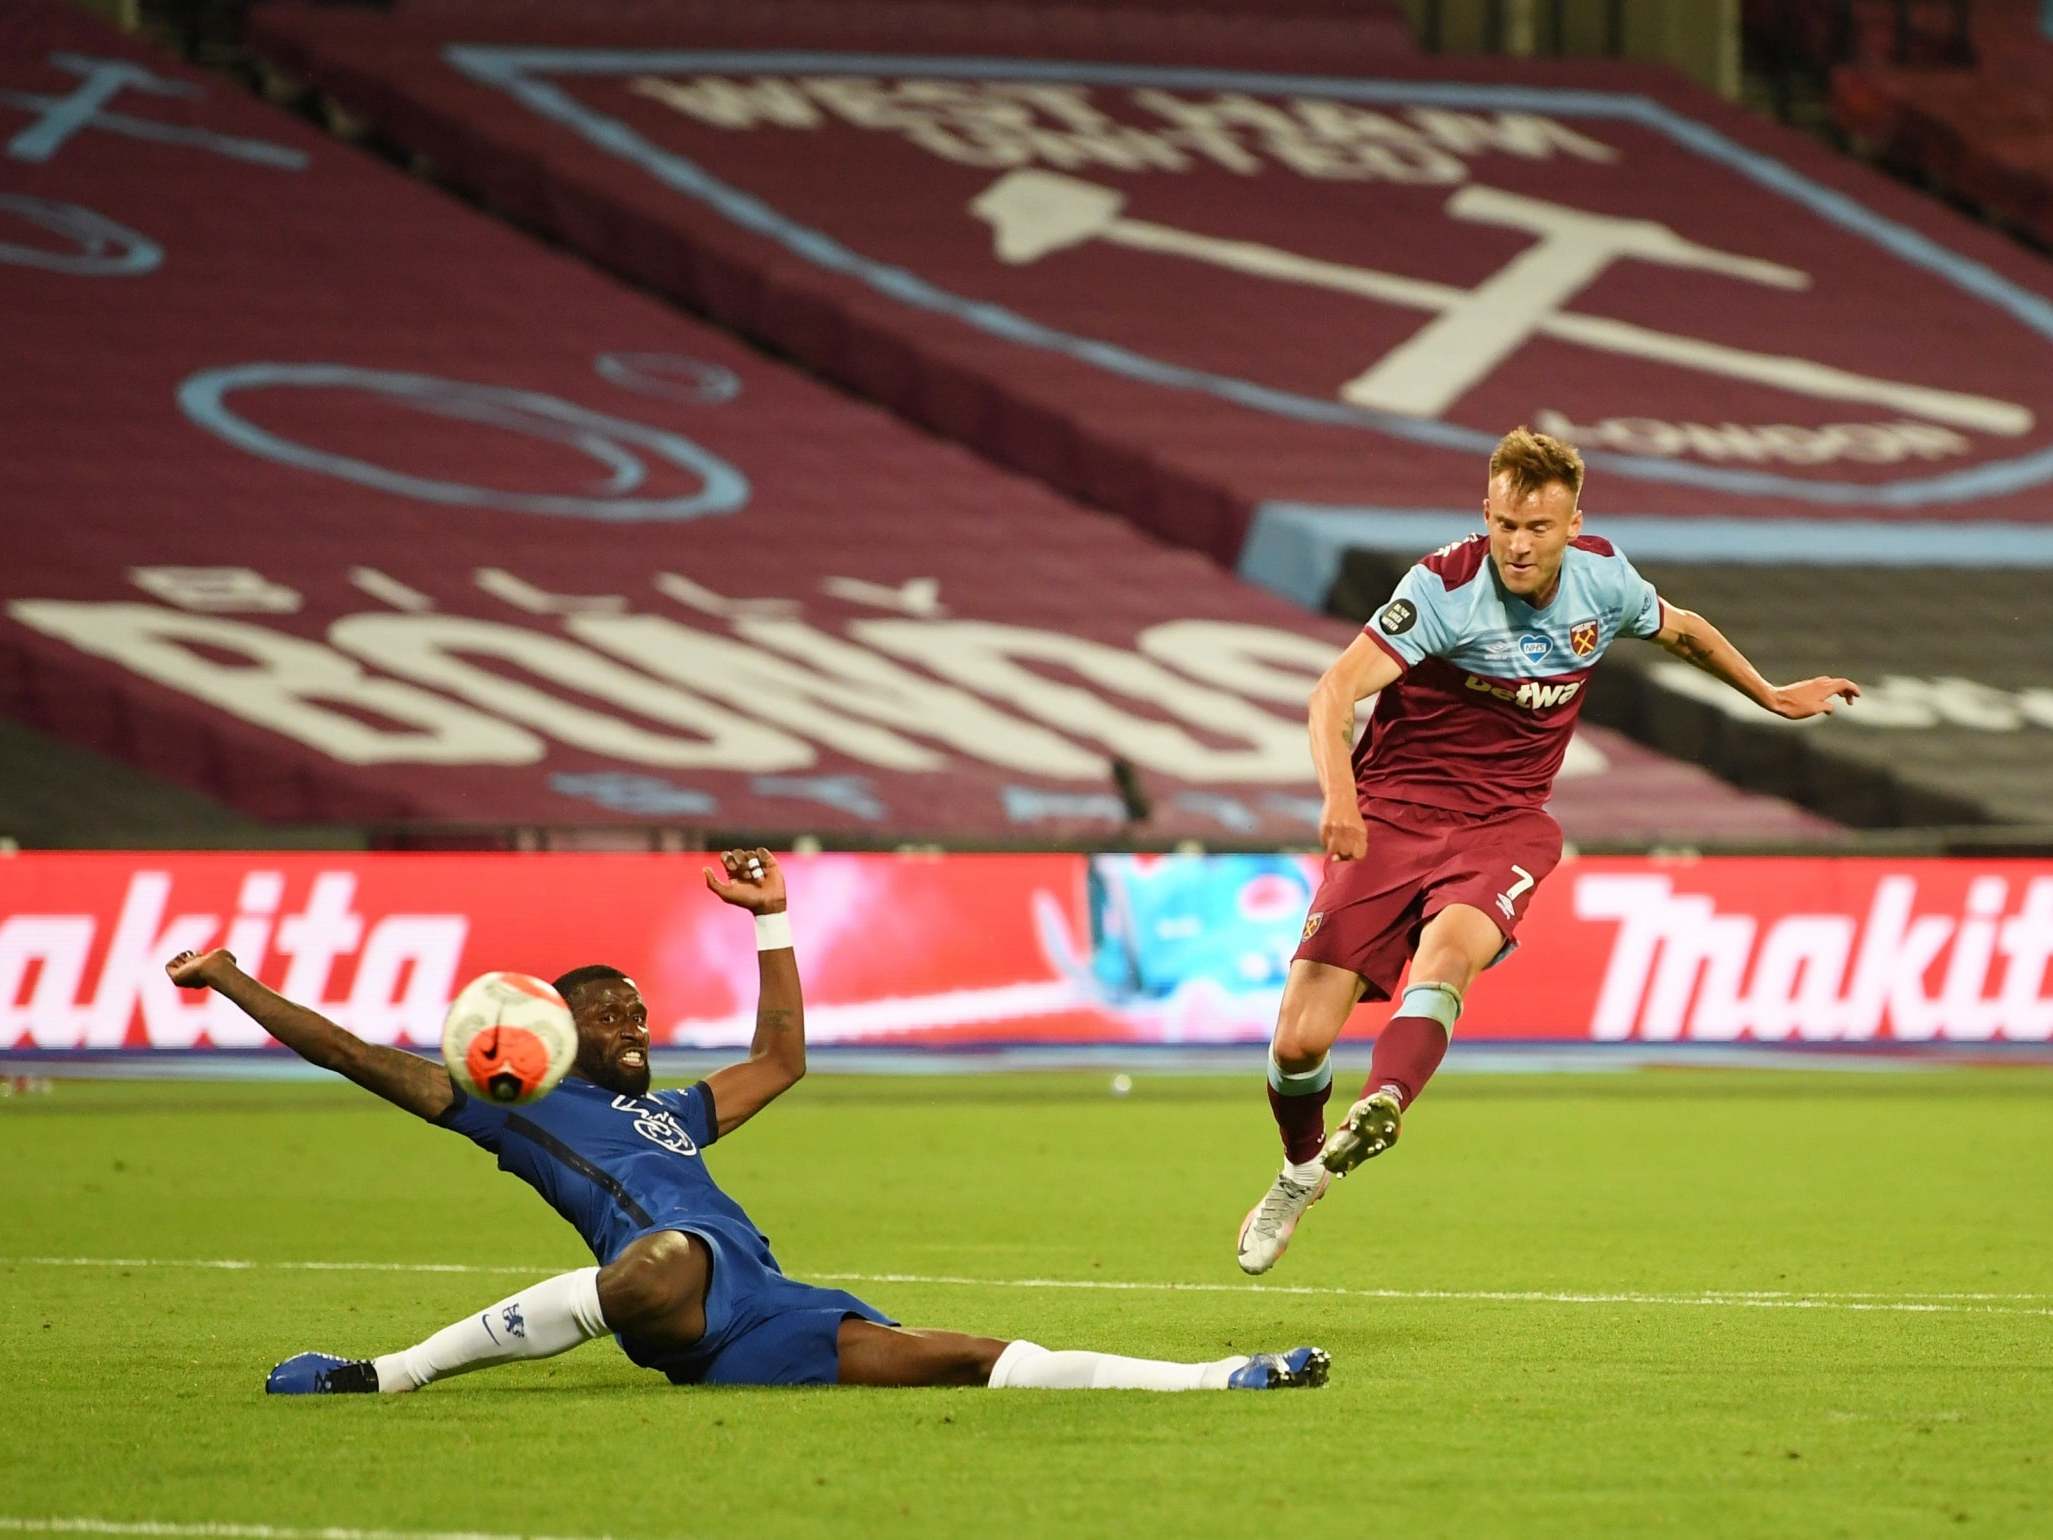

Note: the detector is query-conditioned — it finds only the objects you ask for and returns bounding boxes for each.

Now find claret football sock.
[1265,1051,1332,1163]
[1365,1017,1447,1108]
[1365,983,1459,1106]
[372,1265,608,1393]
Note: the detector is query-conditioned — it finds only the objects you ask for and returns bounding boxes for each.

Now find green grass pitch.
[4,1068,2050,1539]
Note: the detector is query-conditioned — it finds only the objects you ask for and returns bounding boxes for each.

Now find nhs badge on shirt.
[1518,632,1552,664]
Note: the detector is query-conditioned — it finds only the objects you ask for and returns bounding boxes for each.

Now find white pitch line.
[11,1257,536,1276]
[7,1256,2051,1316]
[0,1520,612,1540]
[814,1272,2053,1318]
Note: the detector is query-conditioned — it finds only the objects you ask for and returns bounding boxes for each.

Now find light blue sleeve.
[1610,548,1665,639]
[1364,563,1462,667]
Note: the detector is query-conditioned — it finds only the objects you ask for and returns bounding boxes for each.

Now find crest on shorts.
[1569,619,1600,657]
[1301,911,1324,941]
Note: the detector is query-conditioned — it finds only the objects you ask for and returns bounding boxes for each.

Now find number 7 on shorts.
[1494,864,1534,921]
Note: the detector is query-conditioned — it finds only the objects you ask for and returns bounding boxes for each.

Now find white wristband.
[754,911,793,952]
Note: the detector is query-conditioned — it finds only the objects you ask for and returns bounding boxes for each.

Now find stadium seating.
[241,0,2053,829]
[1784,0,2053,249]
[2,0,1838,847]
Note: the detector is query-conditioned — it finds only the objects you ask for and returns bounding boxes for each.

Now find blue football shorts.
[615,1225,895,1387]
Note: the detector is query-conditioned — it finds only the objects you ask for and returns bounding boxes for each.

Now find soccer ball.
[441,972,579,1105]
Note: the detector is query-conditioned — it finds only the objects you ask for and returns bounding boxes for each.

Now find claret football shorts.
[1292,796,1563,1001]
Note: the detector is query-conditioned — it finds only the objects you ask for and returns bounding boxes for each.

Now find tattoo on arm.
[757,1008,795,1033]
[1661,619,1718,670]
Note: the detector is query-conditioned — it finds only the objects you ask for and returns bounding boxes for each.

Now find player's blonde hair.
[1489,426,1584,502]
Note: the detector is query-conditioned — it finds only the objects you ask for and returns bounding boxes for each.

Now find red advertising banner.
[2,853,2047,1050]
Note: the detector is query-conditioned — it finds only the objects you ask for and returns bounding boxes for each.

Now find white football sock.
[373,1266,608,1393]
[986,1340,1250,1392]
[1283,1156,1327,1185]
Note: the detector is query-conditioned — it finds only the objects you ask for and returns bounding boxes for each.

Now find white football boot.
[1235,1163,1331,1275]
[1320,1086,1403,1176]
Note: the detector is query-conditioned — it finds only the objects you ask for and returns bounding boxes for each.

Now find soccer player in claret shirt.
[1236,427,1861,1275]
[167,849,1328,1393]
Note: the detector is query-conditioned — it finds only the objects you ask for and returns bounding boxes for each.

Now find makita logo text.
[1575,873,2053,1040]
[1466,674,1583,710]
[0,871,468,1048]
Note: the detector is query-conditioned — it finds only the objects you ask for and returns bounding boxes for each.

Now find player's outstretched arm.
[700,848,804,1138]
[1649,606,1860,721]
[1308,634,1405,860]
[165,948,457,1121]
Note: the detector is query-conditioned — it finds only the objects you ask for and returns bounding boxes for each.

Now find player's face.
[1484,474,1580,603]
[569,977,652,1096]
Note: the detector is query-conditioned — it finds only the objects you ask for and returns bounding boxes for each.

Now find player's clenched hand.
[1320,800,1368,862]
[703,847,787,914]
[1769,677,1861,720]
[164,948,235,989]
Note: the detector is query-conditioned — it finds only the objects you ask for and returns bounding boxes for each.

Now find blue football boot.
[1227,1346,1331,1390]
[265,1351,379,1394]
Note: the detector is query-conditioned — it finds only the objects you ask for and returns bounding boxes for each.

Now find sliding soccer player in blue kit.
[170,848,1328,1394]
